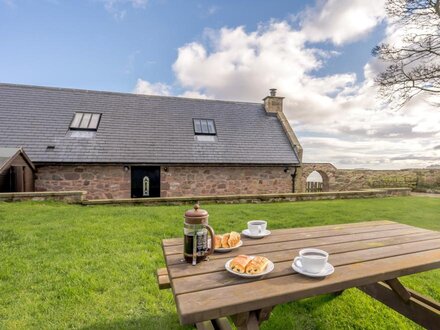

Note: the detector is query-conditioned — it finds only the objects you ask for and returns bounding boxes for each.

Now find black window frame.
[69,112,102,131]
[193,118,217,136]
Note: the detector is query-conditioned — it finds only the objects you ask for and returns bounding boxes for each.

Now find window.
[193,119,216,135]
[143,176,150,197]
[70,112,101,130]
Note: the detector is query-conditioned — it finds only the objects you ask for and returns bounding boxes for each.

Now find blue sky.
[1,0,439,169]
[1,0,383,92]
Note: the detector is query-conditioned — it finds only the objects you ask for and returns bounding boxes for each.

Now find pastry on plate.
[228,231,241,247]
[230,255,252,273]
[245,256,269,275]
[214,235,223,249]
[221,233,230,248]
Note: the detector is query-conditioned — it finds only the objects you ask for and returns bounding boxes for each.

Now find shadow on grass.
[80,313,191,330]
[80,295,342,330]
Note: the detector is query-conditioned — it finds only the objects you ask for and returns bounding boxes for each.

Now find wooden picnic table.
[161,220,440,329]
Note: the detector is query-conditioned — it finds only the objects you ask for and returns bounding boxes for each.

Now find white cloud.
[300,0,386,45]
[133,79,171,96]
[173,22,334,102]
[179,90,210,99]
[134,0,440,169]
[99,0,148,20]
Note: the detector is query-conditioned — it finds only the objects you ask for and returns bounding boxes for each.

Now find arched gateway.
[301,163,337,192]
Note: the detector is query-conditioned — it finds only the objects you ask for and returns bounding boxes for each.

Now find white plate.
[241,229,271,239]
[214,240,243,253]
[225,256,274,278]
[292,258,334,277]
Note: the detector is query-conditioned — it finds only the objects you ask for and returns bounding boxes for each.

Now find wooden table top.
[162,220,440,325]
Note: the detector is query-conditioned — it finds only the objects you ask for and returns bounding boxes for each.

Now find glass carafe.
[183,204,215,265]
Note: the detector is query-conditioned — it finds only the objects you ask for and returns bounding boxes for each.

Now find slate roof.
[0,83,300,165]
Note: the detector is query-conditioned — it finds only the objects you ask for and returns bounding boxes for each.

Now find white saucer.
[292,258,334,277]
[241,229,271,239]
[225,256,274,278]
[215,240,243,253]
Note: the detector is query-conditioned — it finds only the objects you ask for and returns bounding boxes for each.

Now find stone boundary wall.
[333,169,418,191]
[83,188,410,206]
[0,191,85,203]
[414,187,440,194]
[302,163,440,193]
[333,169,440,192]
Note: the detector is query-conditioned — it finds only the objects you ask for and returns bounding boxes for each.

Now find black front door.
[131,166,160,198]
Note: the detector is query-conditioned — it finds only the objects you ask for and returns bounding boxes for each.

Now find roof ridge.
[0,82,263,106]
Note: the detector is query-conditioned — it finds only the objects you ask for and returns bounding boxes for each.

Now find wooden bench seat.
[156,267,171,290]
[156,267,232,329]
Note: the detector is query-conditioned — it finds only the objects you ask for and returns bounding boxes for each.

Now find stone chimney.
[263,88,284,114]
[262,88,304,193]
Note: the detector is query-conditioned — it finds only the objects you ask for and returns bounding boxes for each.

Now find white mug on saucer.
[247,220,267,236]
[294,248,328,273]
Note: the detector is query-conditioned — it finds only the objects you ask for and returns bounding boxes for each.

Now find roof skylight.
[193,119,216,135]
[70,112,101,130]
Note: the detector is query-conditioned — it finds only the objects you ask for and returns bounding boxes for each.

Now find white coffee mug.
[294,248,328,273]
[247,220,267,235]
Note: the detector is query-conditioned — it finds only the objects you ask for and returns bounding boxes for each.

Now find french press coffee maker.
[183,204,215,265]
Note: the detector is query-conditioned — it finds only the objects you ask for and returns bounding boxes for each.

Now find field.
[0,196,439,329]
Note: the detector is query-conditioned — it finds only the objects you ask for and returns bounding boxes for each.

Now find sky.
[1,0,439,169]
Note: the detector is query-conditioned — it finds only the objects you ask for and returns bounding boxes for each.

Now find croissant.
[245,256,269,274]
[221,234,230,248]
[230,255,252,274]
[214,235,223,249]
[228,231,241,247]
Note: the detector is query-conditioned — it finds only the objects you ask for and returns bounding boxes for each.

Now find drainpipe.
[290,167,297,193]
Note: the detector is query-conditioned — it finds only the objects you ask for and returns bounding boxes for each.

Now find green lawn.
[0,196,439,329]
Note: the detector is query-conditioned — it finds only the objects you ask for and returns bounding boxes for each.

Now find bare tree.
[373,0,440,108]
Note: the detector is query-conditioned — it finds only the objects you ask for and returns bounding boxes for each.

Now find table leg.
[231,306,274,330]
[358,278,440,330]
[195,320,215,330]
[195,317,232,330]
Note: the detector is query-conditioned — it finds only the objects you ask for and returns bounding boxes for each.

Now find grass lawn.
[0,196,439,329]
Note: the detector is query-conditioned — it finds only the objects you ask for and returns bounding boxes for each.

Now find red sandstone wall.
[160,166,294,197]
[35,165,130,200]
[35,165,295,200]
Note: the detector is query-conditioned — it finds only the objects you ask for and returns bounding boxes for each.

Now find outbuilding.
[0,147,35,192]
[0,83,302,199]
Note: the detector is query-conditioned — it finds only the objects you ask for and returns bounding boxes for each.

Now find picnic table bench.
[158,220,440,329]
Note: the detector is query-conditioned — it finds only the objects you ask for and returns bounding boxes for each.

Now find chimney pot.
[270,88,277,97]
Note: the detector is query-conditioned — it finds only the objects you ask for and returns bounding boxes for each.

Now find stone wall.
[0,191,85,203]
[303,163,440,193]
[84,188,411,206]
[35,164,296,200]
[333,169,418,191]
[160,166,295,197]
[35,165,130,200]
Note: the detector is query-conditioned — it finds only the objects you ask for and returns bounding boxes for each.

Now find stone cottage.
[0,83,302,199]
